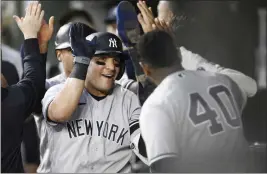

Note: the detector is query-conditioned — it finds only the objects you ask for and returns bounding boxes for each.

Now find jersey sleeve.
[42,83,64,126]
[126,92,149,164]
[180,46,257,99]
[139,102,179,166]
[128,93,141,138]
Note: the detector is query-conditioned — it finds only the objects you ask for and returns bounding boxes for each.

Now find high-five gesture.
[38,16,54,44]
[38,16,54,53]
[137,1,155,33]
[13,1,44,39]
[137,1,175,38]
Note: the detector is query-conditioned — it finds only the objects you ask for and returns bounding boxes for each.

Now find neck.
[151,63,182,86]
[84,82,109,97]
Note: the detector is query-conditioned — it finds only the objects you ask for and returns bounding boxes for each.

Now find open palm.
[38,16,54,43]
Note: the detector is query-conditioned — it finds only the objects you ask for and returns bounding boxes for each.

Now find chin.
[98,83,115,94]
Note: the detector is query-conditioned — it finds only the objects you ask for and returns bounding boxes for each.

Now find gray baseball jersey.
[41,83,142,173]
[34,73,66,173]
[140,70,255,172]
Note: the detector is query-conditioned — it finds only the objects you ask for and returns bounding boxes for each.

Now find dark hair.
[137,30,180,68]
[59,10,94,27]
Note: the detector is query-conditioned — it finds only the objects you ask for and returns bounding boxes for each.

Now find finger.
[137,2,147,18]
[139,2,154,23]
[162,20,172,33]
[38,10,45,23]
[148,7,152,13]
[160,20,169,31]
[48,16,54,31]
[152,24,157,30]
[21,17,24,21]
[140,1,153,17]
[138,3,154,25]
[13,15,21,26]
[137,13,145,26]
[30,1,38,16]
[35,3,42,17]
[25,2,33,17]
[161,20,168,29]
[154,18,163,30]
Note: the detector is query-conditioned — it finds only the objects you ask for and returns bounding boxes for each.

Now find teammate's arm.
[46,23,96,123]
[12,2,46,117]
[140,102,179,173]
[180,47,257,98]
[128,93,148,164]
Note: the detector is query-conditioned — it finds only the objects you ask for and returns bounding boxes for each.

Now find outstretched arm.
[12,1,46,117]
[180,46,257,98]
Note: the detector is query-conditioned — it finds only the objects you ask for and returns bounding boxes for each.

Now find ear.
[1,73,8,88]
[55,50,62,61]
[139,62,152,77]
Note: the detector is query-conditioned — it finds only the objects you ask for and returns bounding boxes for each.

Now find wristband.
[69,63,88,80]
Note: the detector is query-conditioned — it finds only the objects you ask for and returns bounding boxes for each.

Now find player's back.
[149,70,253,172]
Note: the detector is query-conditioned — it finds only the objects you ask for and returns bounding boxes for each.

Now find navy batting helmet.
[86,32,125,80]
[55,22,96,50]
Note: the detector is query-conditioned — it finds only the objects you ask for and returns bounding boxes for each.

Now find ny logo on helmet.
[109,38,117,48]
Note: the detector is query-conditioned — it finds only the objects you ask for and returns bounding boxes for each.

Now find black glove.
[70,22,97,61]
[69,22,97,80]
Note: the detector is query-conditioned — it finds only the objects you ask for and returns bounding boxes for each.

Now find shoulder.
[46,74,66,89]
[45,83,64,96]
[150,70,193,101]
[113,83,137,98]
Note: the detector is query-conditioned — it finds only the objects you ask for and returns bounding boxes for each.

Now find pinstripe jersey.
[41,82,141,173]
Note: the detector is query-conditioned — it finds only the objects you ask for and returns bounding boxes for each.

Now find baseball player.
[31,22,96,172]
[137,30,257,172]
[41,23,146,172]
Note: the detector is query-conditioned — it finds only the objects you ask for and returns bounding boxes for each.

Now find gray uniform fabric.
[140,70,255,172]
[40,82,141,173]
[34,73,66,173]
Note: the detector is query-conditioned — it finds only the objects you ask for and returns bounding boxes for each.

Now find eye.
[113,58,120,67]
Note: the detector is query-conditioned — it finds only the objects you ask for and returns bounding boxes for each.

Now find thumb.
[13,15,21,26]
[48,16,54,31]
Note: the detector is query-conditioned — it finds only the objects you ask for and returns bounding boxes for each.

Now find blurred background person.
[51,9,96,76]
[1,1,23,81]
[58,9,95,30]
[104,6,117,35]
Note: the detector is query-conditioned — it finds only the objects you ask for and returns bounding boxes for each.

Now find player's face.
[157,1,173,23]
[85,55,120,96]
[106,23,117,36]
[56,48,74,77]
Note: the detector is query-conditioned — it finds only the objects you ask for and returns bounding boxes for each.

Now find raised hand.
[13,1,44,39]
[38,16,54,44]
[69,22,96,60]
[152,18,175,38]
[137,1,155,33]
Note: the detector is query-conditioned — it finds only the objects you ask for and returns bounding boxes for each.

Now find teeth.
[103,74,113,77]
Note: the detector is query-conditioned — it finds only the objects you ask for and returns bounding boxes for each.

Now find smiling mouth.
[102,74,115,79]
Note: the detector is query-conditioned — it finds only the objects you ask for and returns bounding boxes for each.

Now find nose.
[105,58,116,71]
